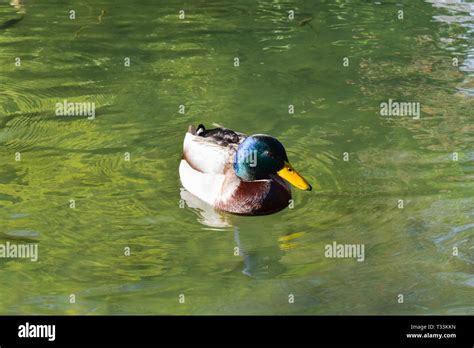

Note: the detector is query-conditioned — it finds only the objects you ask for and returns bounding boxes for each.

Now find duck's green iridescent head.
[233,135,312,191]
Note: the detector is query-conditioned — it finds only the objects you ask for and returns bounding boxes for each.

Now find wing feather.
[182,132,236,174]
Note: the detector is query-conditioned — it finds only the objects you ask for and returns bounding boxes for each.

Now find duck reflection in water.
[233,226,286,278]
[180,188,300,278]
[10,0,25,11]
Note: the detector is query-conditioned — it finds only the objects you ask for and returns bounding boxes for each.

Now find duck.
[179,124,312,216]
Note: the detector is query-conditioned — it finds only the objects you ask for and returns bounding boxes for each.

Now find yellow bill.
[277,162,312,191]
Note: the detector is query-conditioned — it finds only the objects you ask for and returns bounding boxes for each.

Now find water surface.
[0,0,473,314]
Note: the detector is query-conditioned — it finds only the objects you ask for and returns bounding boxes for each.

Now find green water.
[0,0,473,315]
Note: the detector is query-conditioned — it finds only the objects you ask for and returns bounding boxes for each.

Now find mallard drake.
[179,124,312,216]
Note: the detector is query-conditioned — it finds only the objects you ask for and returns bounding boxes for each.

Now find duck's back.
[179,125,239,206]
[195,124,242,146]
